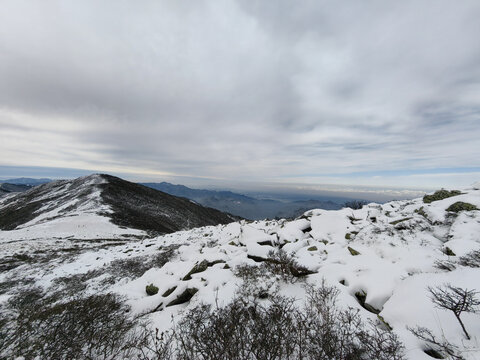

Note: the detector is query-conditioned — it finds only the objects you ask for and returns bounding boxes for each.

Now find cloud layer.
[1,0,479,188]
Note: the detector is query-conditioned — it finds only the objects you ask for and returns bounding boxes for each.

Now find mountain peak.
[0,174,235,236]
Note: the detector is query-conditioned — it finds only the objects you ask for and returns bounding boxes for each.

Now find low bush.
[423,190,461,204]
[234,263,279,300]
[146,284,159,296]
[445,202,478,213]
[344,200,368,210]
[1,289,145,359]
[168,281,404,360]
[265,249,315,281]
[458,250,480,268]
[1,282,405,360]
[435,249,480,271]
[235,250,315,301]
[409,326,463,360]
[107,245,178,279]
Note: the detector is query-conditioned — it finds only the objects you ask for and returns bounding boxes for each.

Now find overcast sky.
[0,0,479,192]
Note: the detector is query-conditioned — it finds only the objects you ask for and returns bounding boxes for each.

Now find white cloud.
[0,0,479,188]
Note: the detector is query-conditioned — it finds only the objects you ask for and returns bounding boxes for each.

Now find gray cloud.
[0,0,479,187]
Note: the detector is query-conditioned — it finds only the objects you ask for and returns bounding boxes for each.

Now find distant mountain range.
[0,177,344,220]
[0,183,33,196]
[0,174,235,234]
[141,182,342,220]
[0,177,52,186]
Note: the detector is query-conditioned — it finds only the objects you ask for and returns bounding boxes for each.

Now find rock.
[258,290,269,299]
[424,349,445,359]
[162,286,177,297]
[289,264,316,277]
[443,247,456,256]
[183,259,226,280]
[247,254,269,263]
[166,288,198,307]
[183,260,209,281]
[377,315,393,331]
[348,247,361,256]
[257,240,274,246]
[389,217,412,225]
[355,290,380,314]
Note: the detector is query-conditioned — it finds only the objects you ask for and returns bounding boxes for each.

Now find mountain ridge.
[0,183,32,197]
[0,174,236,235]
[142,181,342,220]
[0,177,52,186]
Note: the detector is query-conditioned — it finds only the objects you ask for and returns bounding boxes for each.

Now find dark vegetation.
[146,284,159,296]
[435,249,480,271]
[151,282,404,360]
[264,249,316,279]
[344,200,368,210]
[0,278,35,296]
[445,202,478,213]
[0,245,179,359]
[100,175,236,233]
[0,182,32,195]
[1,266,405,359]
[107,246,178,279]
[0,201,43,230]
[0,242,123,274]
[1,290,144,360]
[243,249,316,283]
[0,245,178,302]
[457,250,480,268]
[0,253,35,272]
[423,190,461,204]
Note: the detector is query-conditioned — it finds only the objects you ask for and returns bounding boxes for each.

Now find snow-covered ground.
[0,174,146,243]
[1,184,480,359]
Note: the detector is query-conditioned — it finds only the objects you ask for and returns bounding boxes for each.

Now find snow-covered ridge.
[0,174,235,240]
[1,185,480,359]
[0,174,130,240]
[18,175,108,227]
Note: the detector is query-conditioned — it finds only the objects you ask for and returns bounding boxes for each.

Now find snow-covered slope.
[0,174,131,240]
[0,174,236,241]
[1,184,480,359]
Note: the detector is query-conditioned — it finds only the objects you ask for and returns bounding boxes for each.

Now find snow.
[1,184,480,359]
[0,174,146,241]
[0,213,144,243]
